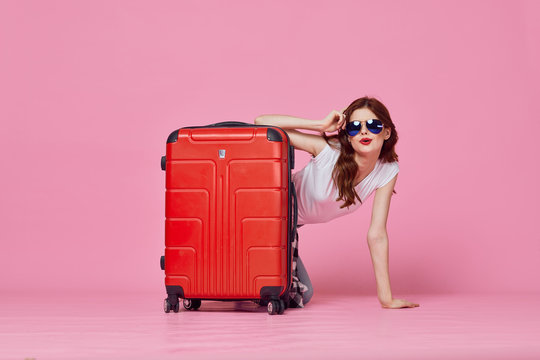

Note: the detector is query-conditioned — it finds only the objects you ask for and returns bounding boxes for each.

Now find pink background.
[1,0,539,298]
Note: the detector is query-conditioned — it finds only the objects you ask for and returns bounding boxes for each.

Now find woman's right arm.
[254,111,346,157]
[255,109,346,133]
[255,114,329,157]
[254,114,323,132]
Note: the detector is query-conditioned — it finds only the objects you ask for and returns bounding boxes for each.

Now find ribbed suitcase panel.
[165,127,289,299]
[165,159,214,295]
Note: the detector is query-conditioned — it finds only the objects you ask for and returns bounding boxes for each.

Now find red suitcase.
[160,121,298,315]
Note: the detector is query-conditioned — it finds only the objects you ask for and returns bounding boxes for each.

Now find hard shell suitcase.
[160,121,298,315]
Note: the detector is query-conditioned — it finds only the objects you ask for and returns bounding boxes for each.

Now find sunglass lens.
[346,122,360,136]
[367,119,383,134]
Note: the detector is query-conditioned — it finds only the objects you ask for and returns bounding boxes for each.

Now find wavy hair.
[322,96,399,209]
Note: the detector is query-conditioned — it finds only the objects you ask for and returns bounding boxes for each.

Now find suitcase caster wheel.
[268,300,280,315]
[173,301,180,313]
[164,299,171,313]
[278,299,285,315]
[183,299,201,310]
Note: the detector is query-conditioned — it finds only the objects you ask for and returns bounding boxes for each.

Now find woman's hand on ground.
[319,109,346,133]
[380,298,420,309]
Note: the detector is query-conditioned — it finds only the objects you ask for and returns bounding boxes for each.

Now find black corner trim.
[167,129,179,143]
[160,255,165,270]
[266,128,283,142]
[166,285,184,298]
[161,156,166,171]
[260,286,284,300]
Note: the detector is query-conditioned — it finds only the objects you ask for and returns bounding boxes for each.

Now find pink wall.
[1,0,539,297]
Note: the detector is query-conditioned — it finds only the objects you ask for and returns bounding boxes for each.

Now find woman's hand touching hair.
[319,108,347,133]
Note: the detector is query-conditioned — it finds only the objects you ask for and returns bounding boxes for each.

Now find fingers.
[337,113,346,131]
[404,299,419,307]
[382,299,419,309]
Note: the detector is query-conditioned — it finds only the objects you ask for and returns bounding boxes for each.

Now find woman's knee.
[303,286,313,304]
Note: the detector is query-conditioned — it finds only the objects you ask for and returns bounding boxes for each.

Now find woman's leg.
[295,254,313,304]
[291,224,313,305]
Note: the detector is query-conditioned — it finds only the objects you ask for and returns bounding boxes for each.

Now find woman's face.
[346,107,391,155]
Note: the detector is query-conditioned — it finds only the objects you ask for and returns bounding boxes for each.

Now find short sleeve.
[313,142,339,166]
[376,161,399,189]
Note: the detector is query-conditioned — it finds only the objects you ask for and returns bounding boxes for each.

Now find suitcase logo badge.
[218,149,226,158]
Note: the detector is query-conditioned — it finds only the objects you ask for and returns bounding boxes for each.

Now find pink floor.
[2,293,539,360]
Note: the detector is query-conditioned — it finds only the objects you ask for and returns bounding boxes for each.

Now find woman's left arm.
[368,174,419,309]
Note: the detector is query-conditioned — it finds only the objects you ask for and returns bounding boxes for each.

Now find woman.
[255,96,419,309]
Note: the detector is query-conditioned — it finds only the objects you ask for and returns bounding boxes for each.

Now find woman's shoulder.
[374,159,399,189]
[312,139,340,165]
[378,159,400,174]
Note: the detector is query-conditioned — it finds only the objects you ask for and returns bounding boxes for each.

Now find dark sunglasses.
[345,119,384,136]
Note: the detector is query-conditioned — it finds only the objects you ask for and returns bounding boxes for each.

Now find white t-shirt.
[291,140,399,225]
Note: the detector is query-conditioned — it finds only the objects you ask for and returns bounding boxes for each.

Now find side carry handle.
[290,182,298,241]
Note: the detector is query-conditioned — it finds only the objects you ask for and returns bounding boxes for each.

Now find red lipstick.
[360,138,372,145]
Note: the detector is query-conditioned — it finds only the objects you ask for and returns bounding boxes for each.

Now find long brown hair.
[322,96,399,209]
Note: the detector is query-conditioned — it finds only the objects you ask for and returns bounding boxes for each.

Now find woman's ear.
[384,128,391,140]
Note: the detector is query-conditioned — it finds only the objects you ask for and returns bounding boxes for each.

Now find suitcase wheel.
[164,298,179,313]
[278,299,285,314]
[183,299,202,311]
[267,300,285,315]
[164,299,170,313]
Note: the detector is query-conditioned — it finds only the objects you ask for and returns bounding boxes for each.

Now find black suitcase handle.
[207,121,252,127]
